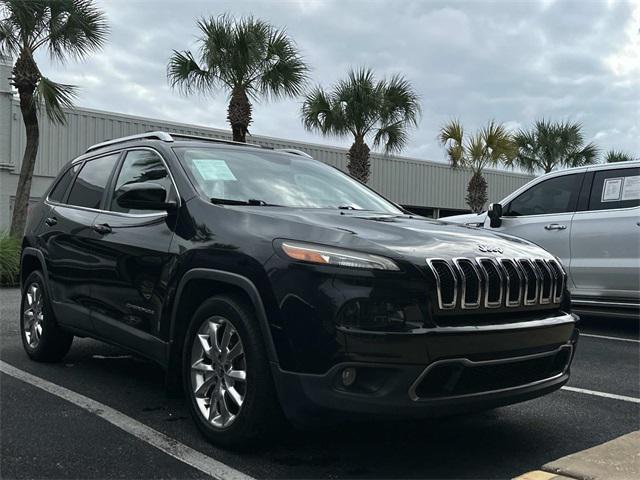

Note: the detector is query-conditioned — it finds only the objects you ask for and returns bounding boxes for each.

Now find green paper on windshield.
[192,159,237,181]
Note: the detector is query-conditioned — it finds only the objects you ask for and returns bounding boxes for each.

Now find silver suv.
[444,161,640,319]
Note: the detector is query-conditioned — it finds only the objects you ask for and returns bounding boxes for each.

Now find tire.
[20,271,73,362]
[182,294,283,449]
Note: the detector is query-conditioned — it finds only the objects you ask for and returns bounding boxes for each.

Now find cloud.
[31,0,640,160]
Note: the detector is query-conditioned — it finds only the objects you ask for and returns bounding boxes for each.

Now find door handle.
[45,217,57,227]
[544,223,566,231]
[92,223,112,234]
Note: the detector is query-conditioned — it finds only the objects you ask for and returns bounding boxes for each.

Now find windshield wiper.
[210,197,279,206]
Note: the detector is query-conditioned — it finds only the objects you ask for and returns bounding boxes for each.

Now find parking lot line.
[580,333,639,343]
[561,386,640,404]
[0,360,254,480]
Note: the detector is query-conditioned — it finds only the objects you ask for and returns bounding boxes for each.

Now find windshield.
[174,147,403,213]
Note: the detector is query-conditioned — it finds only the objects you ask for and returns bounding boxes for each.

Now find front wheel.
[20,271,73,362]
[183,295,282,448]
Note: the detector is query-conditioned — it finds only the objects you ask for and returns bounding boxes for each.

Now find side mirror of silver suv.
[488,203,503,228]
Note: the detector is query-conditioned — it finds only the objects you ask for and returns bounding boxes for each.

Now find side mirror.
[116,183,176,211]
[487,203,503,228]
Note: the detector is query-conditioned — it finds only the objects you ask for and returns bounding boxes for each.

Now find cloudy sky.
[37,0,639,163]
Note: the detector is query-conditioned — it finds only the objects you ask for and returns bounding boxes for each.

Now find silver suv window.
[505,173,583,217]
[588,167,640,211]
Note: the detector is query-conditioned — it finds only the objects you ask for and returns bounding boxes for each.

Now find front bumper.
[271,313,579,422]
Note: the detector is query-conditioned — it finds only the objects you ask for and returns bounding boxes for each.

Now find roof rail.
[85,131,173,153]
[167,132,263,149]
[276,148,313,159]
[85,131,313,157]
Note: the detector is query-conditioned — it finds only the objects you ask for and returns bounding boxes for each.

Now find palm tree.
[439,120,516,213]
[0,0,108,238]
[168,14,309,143]
[301,68,420,183]
[605,150,636,163]
[511,119,598,174]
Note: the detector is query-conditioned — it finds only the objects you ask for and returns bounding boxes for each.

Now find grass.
[0,233,20,287]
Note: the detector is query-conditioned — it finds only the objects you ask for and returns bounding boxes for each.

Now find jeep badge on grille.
[478,244,504,254]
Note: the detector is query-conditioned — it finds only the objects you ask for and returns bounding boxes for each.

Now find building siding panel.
[5,97,534,213]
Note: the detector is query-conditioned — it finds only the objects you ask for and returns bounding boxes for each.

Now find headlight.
[281,241,399,271]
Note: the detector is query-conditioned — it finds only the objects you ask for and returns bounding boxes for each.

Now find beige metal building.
[0,55,533,230]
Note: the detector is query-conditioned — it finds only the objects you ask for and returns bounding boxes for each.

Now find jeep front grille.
[426,257,566,310]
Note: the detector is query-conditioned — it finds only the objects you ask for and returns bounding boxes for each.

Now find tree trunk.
[227,87,251,143]
[466,170,488,213]
[9,53,41,238]
[347,135,371,183]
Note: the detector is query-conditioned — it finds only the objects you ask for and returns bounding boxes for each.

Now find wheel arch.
[166,269,278,385]
[20,248,50,293]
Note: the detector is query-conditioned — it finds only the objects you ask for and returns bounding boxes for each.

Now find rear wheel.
[20,271,73,362]
[183,295,282,448]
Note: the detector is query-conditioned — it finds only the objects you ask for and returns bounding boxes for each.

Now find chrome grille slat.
[500,258,524,307]
[427,259,458,310]
[453,258,482,309]
[477,257,503,308]
[518,259,540,306]
[547,259,565,303]
[534,259,553,304]
[426,257,567,311]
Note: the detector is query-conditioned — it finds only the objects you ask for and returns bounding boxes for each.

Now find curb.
[514,471,577,480]
[513,430,640,480]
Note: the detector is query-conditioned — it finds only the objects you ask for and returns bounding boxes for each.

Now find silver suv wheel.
[23,282,44,348]
[190,316,247,429]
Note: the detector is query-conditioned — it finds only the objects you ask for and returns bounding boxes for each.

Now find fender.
[20,248,51,298]
[168,268,278,364]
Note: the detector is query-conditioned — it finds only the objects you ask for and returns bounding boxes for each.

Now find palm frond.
[438,120,465,168]
[167,50,215,94]
[514,119,599,172]
[566,142,598,168]
[605,150,636,163]
[258,27,309,99]
[301,85,345,135]
[40,0,108,62]
[34,75,77,124]
[372,120,408,154]
[382,73,421,127]
[438,119,463,147]
[0,17,20,56]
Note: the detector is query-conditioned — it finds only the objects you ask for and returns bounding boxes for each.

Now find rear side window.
[588,167,640,211]
[109,150,174,214]
[48,164,79,203]
[505,173,583,216]
[67,154,119,209]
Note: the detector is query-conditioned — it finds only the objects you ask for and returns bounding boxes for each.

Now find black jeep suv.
[21,131,578,447]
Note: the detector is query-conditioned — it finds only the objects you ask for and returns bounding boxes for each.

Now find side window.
[66,154,119,209]
[48,164,80,203]
[109,150,174,214]
[505,173,583,217]
[588,167,640,211]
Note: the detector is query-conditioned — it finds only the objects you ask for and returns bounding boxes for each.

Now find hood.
[233,207,552,261]
[440,212,487,225]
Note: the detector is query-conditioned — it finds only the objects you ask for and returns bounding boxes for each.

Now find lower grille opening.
[413,347,571,399]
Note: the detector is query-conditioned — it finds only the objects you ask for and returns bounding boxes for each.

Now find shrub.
[0,234,20,287]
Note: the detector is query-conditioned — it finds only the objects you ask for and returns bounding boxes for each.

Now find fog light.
[341,367,357,387]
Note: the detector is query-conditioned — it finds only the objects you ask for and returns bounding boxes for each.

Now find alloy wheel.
[190,316,247,428]
[23,283,44,348]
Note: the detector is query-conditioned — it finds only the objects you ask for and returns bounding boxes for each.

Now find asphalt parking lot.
[1,287,638,480]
